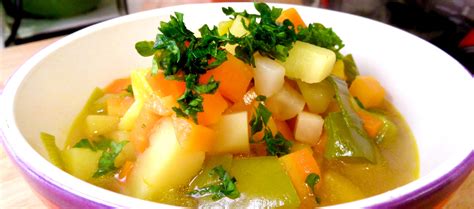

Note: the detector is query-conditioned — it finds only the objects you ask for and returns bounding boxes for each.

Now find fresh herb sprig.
[249,96,292,157]
[73,138,128,177]
[189,165,240,200]
[305,173,321,204]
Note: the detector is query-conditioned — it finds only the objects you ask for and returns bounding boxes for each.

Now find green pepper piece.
[342,54,359,84]
[40,132,64,169]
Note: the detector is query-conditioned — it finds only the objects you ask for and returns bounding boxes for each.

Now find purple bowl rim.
[0,2,473,208]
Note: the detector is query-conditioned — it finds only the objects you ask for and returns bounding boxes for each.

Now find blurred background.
[1,0,473,72]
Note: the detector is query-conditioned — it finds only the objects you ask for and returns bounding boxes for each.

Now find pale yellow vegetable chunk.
[211,111,249,154]
[85,115,120,137]
[297,79,334,114]
[266,82,305,120]
[283,41,336,83]
[254,55,286,97]
[126,118,205,200]
[62,148,102,181]
[294,111,324,145]
[225,15,249,54]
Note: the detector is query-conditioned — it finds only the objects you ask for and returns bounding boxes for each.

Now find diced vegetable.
[217,20,233,36]
[85,115,120,137]
[211,111,249,154]
[356,109,384,139]
[266,82,305,120]
[230,156,300,208]
[224,15,250,54]
[373,113,398,145]
[118,161,134,181]
[129,106,160,153]
[317,170,365,204]
[200,53,254,102]
[146,71,185,99]
[349,76,386,108]
[173,117,216,152]
[290,142,312,153]
[274,119,294,140]
[280,148,321,208]
[253,55,286,97]
[62,148,102,180]
[126,118,205,200]
[40,132,64,169]
[107,96,134,117]
[104,78,131,94]
[294,111,324,145]
[276,8,306,31]
[282,41,336,84]
[191,154,233,188]
[331,59,346,80]
[342,54,359,84]
[197,93,228,126]
[297,79,335,114]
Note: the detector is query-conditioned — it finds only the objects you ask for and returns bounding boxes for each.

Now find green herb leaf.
[73,138,96,151]
[135,41,157,57]
[194,76,220,94]
[249,103,272,135]
[93,140,128,178]
[189,165,240,200]
[305,173,320,190]
[125,84,134,95]
[297,23,344,57]
[263,130,292,157]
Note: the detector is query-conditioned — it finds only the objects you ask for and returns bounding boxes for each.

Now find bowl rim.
[1,2,473,208]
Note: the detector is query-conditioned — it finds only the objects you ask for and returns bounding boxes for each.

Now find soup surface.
[40,3,419,207]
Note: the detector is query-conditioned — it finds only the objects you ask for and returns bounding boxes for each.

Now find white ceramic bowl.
[1,3,473,208]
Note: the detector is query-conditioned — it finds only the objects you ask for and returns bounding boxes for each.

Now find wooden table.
[1,37,473,208]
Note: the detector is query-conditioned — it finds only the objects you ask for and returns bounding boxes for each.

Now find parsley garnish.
[297,23,344,57]
[72,138,128,178]
[125,84,134,95]
[305,173,321,204]
[249,96,292,156]
[189,165,240,200]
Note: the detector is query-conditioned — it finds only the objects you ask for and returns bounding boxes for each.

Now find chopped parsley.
[305,173,321,204]
[72,138,128,178]
[249,96,292,157]
[189,165,240,200]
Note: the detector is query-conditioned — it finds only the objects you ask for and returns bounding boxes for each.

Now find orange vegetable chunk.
[107,96,134,117]
[349,76,386,108]
[129,106,160,153]
[104,78,131,94]
[274,119,295,140]
[173,117,216,152]
[146,71,186,99]
[197,93,228,126]
[200,53,253,102]
[280,148,321,209]
[276,8,306,32]
[357,110,384,138]
[118,161,134,181]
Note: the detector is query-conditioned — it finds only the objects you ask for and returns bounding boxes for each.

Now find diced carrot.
[104,78,131,94]
[250,142,267,156]
[349,76,386,108]
[276,8,306,32]
[200,53,253,102]
[146,71,186,99]
[118,161,134,181]
[313,130,327,155]
[129,106,160,153]
[173,117,216,152]
[357,110,384,138]
[274,119,294,140]
[252,117,278,141]
[107,96,134,117]
[280,148,321,208]
[197,93,228,126]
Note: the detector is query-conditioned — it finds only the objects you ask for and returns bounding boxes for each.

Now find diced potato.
[126,118,205,200]
[62,148,102,181]
[211,111,249,154]
[331,59,346,80]
[294,112,324,145]
[105,130,136,167]
[253,55,286,97]
[317,170,365,204]
[297,79,335,114]
[266,82,305,120]
[218,20,233,36]
[85,115,120,137]
[225,15,249,54]
[282,41,336,83]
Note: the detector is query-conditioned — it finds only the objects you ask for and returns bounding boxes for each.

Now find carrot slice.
[274,119,294,140]
[118,161,134,181]
[173,117,216,152]
[146,71,186,99]
[129,106,160,153]
[107,96,134,117]
[197,92,228,126]
[104,78,131,94]
[280,148,321,208]
[349,76,386,108]
[276,8,306,32]
[200,53,253,102]
[357,110,384,138]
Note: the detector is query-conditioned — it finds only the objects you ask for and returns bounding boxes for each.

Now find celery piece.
[326,76,377,163]
[375,113,398,145]
[190,154,233,189]
[40,132,64,169]
[342,54,359,84]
